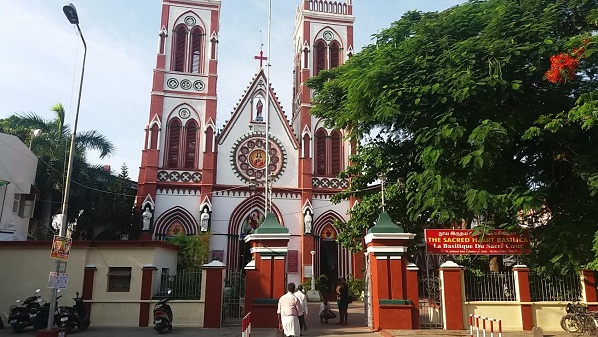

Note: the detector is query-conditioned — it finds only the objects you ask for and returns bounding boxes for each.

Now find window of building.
[12,193,35,218]
[107,267,132,292]
[167,119,181,168]
[315,129,327,175]
[173,25,187,72]
[331,130,342,175]
[330,41,340,68]
[150,124,159,149]
[184,120,198,169]
[189,27,203,73]
[314,40,327,76]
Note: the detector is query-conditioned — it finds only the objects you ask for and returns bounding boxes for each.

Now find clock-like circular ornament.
[179,108,190,119]
[184,16,196,26]
[232,134,286,182]
[323,31,334,41]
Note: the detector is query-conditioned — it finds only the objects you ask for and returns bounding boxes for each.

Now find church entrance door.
[319,240,338,299]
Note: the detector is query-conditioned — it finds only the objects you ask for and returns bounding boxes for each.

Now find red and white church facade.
[136,0,363,286]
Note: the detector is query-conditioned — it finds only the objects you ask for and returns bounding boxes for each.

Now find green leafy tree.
[0,104,115,237]
[73,163,137,240]
[169,233,211,270]
[308,0,598,273]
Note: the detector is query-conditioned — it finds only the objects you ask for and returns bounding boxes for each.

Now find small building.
[0,132,38,240]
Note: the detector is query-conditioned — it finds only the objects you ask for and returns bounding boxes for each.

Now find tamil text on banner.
[425,229,530,255]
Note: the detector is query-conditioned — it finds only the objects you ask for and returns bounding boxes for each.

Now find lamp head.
[63,3,79,25]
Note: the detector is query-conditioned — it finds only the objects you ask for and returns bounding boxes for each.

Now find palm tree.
[1,103,114,238]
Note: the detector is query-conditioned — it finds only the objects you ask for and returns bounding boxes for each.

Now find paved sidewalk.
[0,301,570,337]
[380,330,570,337]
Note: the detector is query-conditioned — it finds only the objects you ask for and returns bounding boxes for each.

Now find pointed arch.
[331,129,342,175]
[313,210,345,236]
[153,206,198,237]
[166,118,181,168]
[149,124,160,150]
[315,128,327,175]
[226,195,285,274]
[189,26,204,73]
[172,24,188,72]
[314,39,327,76]
[184,119,198,169]
[312,210,352,280]
[329,40,341,68]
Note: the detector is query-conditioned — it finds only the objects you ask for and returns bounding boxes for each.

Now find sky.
[0,0,465,181]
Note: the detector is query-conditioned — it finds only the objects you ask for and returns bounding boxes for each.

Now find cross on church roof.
[254,50,268,68]
[254,31,268,68]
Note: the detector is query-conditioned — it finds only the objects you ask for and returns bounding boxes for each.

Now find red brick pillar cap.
[439,261,462,269]
[513,264,528,269]
[203,260,226,269]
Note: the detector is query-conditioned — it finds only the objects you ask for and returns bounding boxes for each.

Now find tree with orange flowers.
[308,0,598,274]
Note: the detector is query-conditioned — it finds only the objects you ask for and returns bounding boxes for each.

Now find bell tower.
[137,0,221,239]
[291,0,357,280]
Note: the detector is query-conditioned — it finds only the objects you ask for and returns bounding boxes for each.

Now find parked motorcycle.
[30,294,62,332]
[153,290,173,334]
[57,291,90,332]
[8,289,42,333]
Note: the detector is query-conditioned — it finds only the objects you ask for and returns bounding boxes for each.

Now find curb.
[378,329,393,337]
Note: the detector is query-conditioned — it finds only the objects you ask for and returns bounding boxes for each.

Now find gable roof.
[217,68,299,149]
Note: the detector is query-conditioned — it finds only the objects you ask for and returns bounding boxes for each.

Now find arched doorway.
[238,209,265,273]
[319,223,338,297]
[312,211,352,297]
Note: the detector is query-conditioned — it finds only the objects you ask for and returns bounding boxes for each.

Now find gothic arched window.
[314,40,327,76]
[166,119,181,168]
[331,130,342,175]
[173,24,188,72]
[303,133,310,158]
[150,124,159,150]
[315,128,327,175]
[189,27,203,73]
[184,120,198,169]
[330,41,341,68]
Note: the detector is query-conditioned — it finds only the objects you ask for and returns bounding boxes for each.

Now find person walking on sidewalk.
[278,283,301,337]
[294,285,308,333]
[336,277,349,325]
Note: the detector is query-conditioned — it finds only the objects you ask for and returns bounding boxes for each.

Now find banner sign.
[50,235,72,260]
[425,229,530,255]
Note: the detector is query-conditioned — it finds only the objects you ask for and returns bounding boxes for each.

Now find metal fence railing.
[464,271,517,301]
[152,270,203,300]
[529,271,581,302]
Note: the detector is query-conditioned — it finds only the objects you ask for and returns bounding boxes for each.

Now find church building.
[136,0,363,287]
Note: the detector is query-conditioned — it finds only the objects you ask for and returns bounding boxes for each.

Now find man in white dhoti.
[278,283,301,337]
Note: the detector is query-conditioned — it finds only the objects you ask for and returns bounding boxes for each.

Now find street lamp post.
[378,172,387,212]
[310,250,316,291]
[45,3,87,331]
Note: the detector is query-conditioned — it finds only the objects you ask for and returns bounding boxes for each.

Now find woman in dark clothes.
[336,278,349,325]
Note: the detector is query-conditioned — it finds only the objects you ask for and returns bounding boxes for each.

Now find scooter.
[153,290,173,334]
[30,294,62,332]
[8,289,42,333]
[57,292,90,332]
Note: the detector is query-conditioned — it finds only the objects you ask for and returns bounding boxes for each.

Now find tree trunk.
[489,256,501,272]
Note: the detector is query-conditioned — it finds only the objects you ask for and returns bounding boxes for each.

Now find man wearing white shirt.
[278,283,301,337]
[294,285,308,333]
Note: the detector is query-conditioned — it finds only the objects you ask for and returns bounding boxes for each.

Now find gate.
[418,273,443,328]
[222,272,245,326]
[364,253,373,329]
